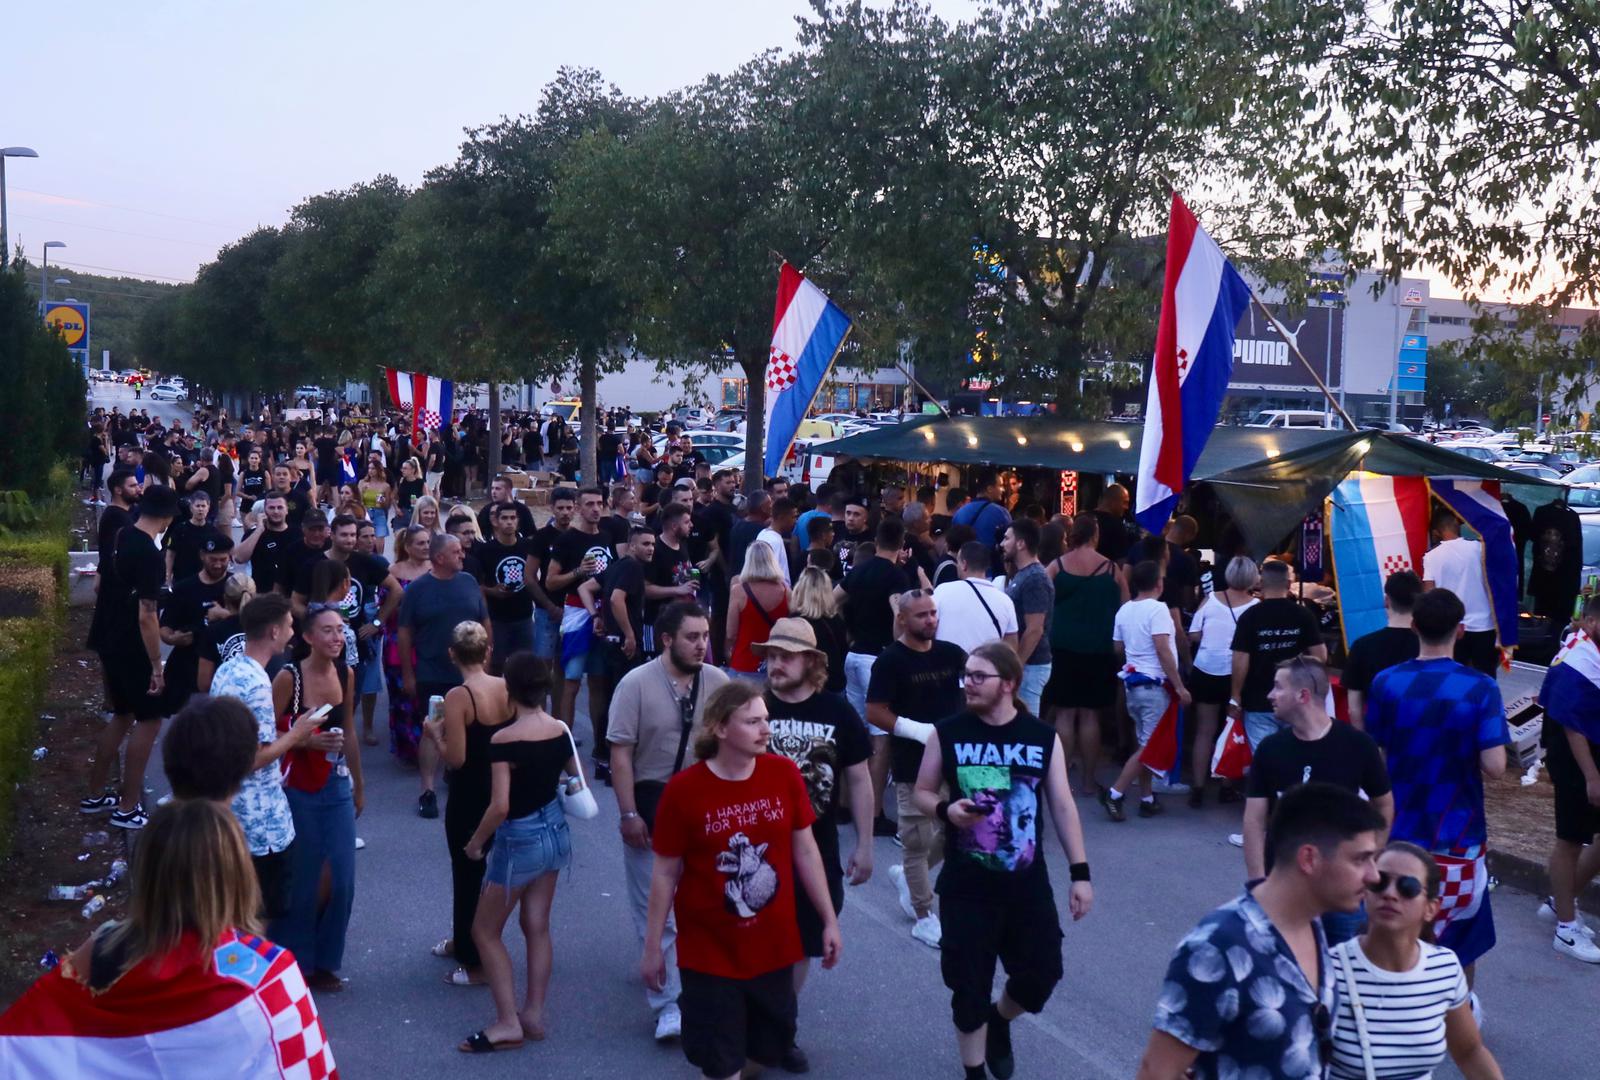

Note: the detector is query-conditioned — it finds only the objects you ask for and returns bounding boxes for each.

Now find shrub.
[0,520,69,853]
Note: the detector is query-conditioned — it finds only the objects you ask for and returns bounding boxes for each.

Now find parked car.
[1244,409,1341,430]
[1500,461,1562,480]
[149,383,188,402]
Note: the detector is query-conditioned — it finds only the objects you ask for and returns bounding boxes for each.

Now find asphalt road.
[93,383,1595,1077]
[91,380,193,428]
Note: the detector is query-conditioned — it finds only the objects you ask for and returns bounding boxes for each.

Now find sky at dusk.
[3,1,977,285]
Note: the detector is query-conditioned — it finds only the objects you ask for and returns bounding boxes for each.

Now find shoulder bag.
[965,579,1004,639]
[632,668,700,830]
[557,721,600,820]
[1333,939,1378,1080]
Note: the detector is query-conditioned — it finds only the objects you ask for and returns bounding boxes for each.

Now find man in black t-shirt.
[282,512,333,607]
[160,531,234,712]
[1343,570,1422,726]
[914,640,1093,1080]
[83,484,181,832]
[530,487,576,665]
[548,487,620,767]
[649,503,703,630]
[1228,560,1327,750]
[1243,657,1392,943]
[474,475,536,539]
[758,619,874,1075]
[312,426,341,507]
[269,463,311,528]
[866,589,967,950]
[164,491,214,584]
[1092,484,1134,563]
[477,502,550,670]
[87,467,142,656]
[833,499,872,574]
[234,492,294,595]
[598,528,655,726]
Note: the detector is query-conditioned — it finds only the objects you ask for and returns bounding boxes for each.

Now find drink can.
[80,895,107,919]
[428,695,446,724]
[324,727,344,763]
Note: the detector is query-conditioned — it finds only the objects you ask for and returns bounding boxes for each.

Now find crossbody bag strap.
[742,581,778,628]
[672,671,700,774]
[1335,940,1378,1080]
[965,580,1004,637]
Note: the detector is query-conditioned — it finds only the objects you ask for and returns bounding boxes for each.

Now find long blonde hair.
[100,800,261,975]
[412,495,444,534]
[740,540,783,585]
[692,680,767,761]
[789,566,837,619]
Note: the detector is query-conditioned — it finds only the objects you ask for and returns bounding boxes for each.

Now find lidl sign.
[43,303,90,348]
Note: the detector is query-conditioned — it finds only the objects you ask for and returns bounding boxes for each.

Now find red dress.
[729,583,787,673]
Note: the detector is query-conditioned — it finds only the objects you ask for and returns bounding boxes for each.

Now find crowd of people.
[5,393,1595,1079]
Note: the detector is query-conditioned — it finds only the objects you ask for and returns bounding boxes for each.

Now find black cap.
[199,530,234,555]
[138,483,181,519]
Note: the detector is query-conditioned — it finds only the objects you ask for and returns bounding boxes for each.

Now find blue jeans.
[1019,662,1052,717]
[845,652,882,734]
[492,615,535,668]
[271,773,356,975]
[1244,710,1282,752]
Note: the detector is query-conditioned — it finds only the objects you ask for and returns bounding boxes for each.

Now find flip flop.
[444,967,484,986]
[363,733,379,747]
[430,937,454,958]
[459,1030,523,1053]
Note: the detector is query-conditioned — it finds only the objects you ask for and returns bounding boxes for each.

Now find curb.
[1488,848,1600,906]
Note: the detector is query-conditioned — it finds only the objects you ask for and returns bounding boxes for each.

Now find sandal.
[363,732,379,747]
[458,1030,523,1053]
[444,967,484,986]
[430,937,454,958]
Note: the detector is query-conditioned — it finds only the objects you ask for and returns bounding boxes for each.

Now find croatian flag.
[0,929,337,1078]
[1135,193,1252,534]
[1540,629,1600,743]
[384,368,454,436]
[1328,474,1431,647]
[1431,479,1520,647]
[764,262,852,478]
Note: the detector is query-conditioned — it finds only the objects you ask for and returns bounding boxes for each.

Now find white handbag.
[557,722,600,820]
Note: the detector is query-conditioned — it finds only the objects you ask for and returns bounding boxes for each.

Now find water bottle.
[104,859,129,888]
[48,884,93,901]
[81,895,107,919]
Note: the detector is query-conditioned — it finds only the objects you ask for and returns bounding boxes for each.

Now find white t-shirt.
[755,528,791,585]
[1113,597,1176,678]
[1422,536,1494,632]
[1188,594,1259,676]
[933,577,1018,655]
[1328,938,1468,1080]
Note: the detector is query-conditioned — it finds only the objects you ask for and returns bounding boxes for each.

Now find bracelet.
[1069,862,1091,883]
[934,799,951,824]
[619,811,640,822]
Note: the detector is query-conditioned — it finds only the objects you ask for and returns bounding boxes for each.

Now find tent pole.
[1247,292,1360,430]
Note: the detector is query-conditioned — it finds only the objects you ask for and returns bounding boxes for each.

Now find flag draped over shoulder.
[1540,629,1600,743]
[384,368,454,437]
[1135,193,1252,535]
[763,263,852,479]
[1328,474,1431,647]
[0,929,337,1079]
[1430,479,1520,647]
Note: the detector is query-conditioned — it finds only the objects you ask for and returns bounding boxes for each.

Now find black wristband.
[1069,862,1091,883]
[935,799,951,824]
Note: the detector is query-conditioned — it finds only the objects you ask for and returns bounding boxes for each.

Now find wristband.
[935,799,951,824]
[619,811,640,822]
[1227,698,1239,707]
[1069,862,1091,883]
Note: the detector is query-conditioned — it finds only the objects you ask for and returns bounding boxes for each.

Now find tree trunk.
[486,380,503,483]
[580,351,599,485]
[742,350,766,494]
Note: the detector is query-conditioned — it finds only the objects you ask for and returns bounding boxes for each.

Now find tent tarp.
[809,415,1339,476]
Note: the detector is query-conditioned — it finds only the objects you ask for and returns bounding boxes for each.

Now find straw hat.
[750,617,827,663]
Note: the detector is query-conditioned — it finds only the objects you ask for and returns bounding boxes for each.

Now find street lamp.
[40,240,64,306]
[0,146,39,269]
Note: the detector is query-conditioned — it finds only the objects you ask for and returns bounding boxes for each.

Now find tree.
[0,262,86,492]
[267,176,410,394]
[175,228,295,397]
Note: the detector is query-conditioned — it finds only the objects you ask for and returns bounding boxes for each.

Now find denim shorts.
[484,798,570,893]
[533,607,560,659]
[369,511,389,538]
[355,659,384,696]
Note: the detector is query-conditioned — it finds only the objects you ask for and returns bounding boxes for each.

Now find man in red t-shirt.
[643,681,842,1080]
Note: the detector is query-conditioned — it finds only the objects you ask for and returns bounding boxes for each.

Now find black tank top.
[451,684,508,802]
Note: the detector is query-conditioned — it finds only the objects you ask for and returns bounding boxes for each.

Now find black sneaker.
[418,790,439,819]
[592,760,613,787]
[1098,789,1125,822]
[1187,787,1205,809]
[110,804,148,830]
[79,794,118,814]
[872,815,897,838]
[1218,785,1244,805]
[1138,797,1165,818]
[985,1005,1015,1080]
[780,1043,811,1074]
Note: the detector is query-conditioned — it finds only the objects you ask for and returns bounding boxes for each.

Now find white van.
[1244,409,1339,430]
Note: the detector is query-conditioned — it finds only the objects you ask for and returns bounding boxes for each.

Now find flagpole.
[1246,291,1359,430]
[892,360,950,418]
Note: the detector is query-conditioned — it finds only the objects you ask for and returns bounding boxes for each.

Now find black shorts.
[253,844,296,921]
[680,966,797,1079]
[314,465,341,487]
[1189,669,1233,706]
[1545,724,1600,845]
[1042,650,1118,710]
[940,891,1064,1033]
[100,650,166,722]
[1454,629,1499,677]
[794,853,844,959]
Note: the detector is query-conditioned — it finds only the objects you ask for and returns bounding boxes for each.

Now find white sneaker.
[1469,992,1483,1031]
[911,914,942,950]
[1537,897,1596,937]
[1227,833,1244,848]
[1554,927,1600,964]
[1152,778,1191,794]
[355,837,367,851]
[654,1004,682,1041]
[888,863,915,921]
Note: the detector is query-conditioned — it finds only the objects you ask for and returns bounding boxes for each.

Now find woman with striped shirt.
[1328,841,1503,1079]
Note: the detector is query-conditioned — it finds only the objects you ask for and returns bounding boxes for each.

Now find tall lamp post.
[40,240,64,306]
[0,146,39,269]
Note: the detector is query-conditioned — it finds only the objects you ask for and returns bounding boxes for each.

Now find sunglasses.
[1367,871,1425,900]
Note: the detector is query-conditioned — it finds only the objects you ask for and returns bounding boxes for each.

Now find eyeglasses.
[1367,871,1425,900]
[963,669,998,685]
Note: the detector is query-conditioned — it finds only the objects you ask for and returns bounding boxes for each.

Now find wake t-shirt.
[651,755,815,979]
[935,709,1056,902]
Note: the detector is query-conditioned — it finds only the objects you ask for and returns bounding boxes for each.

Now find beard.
[669,646,703,674]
